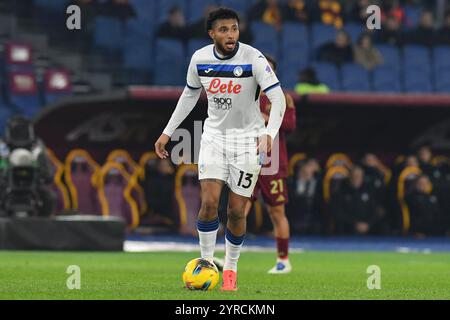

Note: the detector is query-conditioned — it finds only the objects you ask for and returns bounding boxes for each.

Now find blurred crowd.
[144,145,450,238]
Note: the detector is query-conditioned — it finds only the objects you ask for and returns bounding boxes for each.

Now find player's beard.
[216,41,237,56]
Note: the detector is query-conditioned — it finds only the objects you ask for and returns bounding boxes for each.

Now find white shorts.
[197,132,261,198]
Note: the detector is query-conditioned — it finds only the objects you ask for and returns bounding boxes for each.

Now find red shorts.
[251,174,289,207]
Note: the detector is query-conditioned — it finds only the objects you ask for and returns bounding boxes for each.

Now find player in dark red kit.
[248,55,296,273]
[215,55,296,273]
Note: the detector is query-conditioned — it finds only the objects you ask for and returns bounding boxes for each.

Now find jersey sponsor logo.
[204,68,214,74]
[213,97,232,110]
[207,78,242,94]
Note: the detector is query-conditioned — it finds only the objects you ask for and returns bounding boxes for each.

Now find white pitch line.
[124,241,304,253]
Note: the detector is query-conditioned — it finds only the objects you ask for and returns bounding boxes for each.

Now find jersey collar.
[213,42,240,60]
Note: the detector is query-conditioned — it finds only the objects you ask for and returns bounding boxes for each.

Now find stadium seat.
[397,166,422,234]
[64,149,101,215]
[341,64,371,92]
[187,38,211,58]
[323,166,349,203]
[432,46,450,69]
[325,153,352,169]
[97,162,140,228]
[176,164,201,236]
[34,0,66,12]
[403,67,433,93]
[106,149,139,176]
[46,149,71,212]
[8,72,41,118]
[403,45,431,69]
[129,0,157,23]
[157,0,188,24]
[281,22,309,52]
[138,151,158,180]
[311,63,340,91]
[280,48,309,89]
[250,22,279,59]
[93,16,124,51]
[344,23,365,44]
[376,44,400,70]
[372,66,402,92]
[288,153,307,176]
[187,0,217,24]
[43,69,72,105]
[434,68,450,93]
[219,0,251,14]
[154,38,186,86]
[280,23,309,87]
[311,23,336,51]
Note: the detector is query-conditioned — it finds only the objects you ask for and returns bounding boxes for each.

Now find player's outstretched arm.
[258,85,286,155]
[154,86,202,159]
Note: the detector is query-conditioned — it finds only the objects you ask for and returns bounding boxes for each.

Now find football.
[182,258,219,291]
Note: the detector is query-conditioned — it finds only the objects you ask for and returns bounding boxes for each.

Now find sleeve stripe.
[186,83,202,90]
[263,82,280,93]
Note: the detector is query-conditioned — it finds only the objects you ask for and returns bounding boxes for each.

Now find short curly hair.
[205,7,240,32]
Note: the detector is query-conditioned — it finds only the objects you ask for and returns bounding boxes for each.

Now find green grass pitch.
[0,251,449,299]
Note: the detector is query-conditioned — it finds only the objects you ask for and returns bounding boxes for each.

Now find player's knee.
[227,206,246,222]
[268,206,286,222]
[199,199,219,218]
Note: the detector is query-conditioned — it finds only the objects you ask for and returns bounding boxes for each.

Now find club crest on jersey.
[265,65,273,74]
[233,66,243,77]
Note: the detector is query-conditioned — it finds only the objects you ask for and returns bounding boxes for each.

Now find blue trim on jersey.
[197,64,252,72]
[186,83,201,90]
[263,82,280,93]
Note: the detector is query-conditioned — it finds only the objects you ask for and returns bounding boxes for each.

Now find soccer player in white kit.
[154,8,286,291]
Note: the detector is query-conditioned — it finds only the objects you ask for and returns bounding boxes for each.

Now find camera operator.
[1,115,56,217]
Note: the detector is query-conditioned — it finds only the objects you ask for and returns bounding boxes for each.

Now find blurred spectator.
[361,153,388,204]
[294,67,330,94]
[381,0,406,26]
[374,14,404,46]
[416,145,441,180]
[348,0,373,23]
[310,0,344,28]
[331,166,386,235]
[287,160,323,234]
[249,0,283,31]
[405,154,420,168]
[157,6,188,41]
[145,159,176,227]
[353,33,383,70]
[318,30,354,65]
[437,10,450,45]
[98,0,136,21]
[282,0,309,23]
[404,10,437,46]
[188,4,219,39]
[405,175,445,237]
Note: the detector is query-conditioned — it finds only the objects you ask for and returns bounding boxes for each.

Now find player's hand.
[285,93,295,109]
[154,133,170,159]
[257,133,272,155]
[262,113,270,124]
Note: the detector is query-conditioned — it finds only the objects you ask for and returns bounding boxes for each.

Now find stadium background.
[1,0,450,237]
[1,0,450,301]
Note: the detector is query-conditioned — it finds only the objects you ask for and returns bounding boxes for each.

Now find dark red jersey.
[259,92,297,178]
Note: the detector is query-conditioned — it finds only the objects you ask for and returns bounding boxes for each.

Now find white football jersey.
[186,42,280,139]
